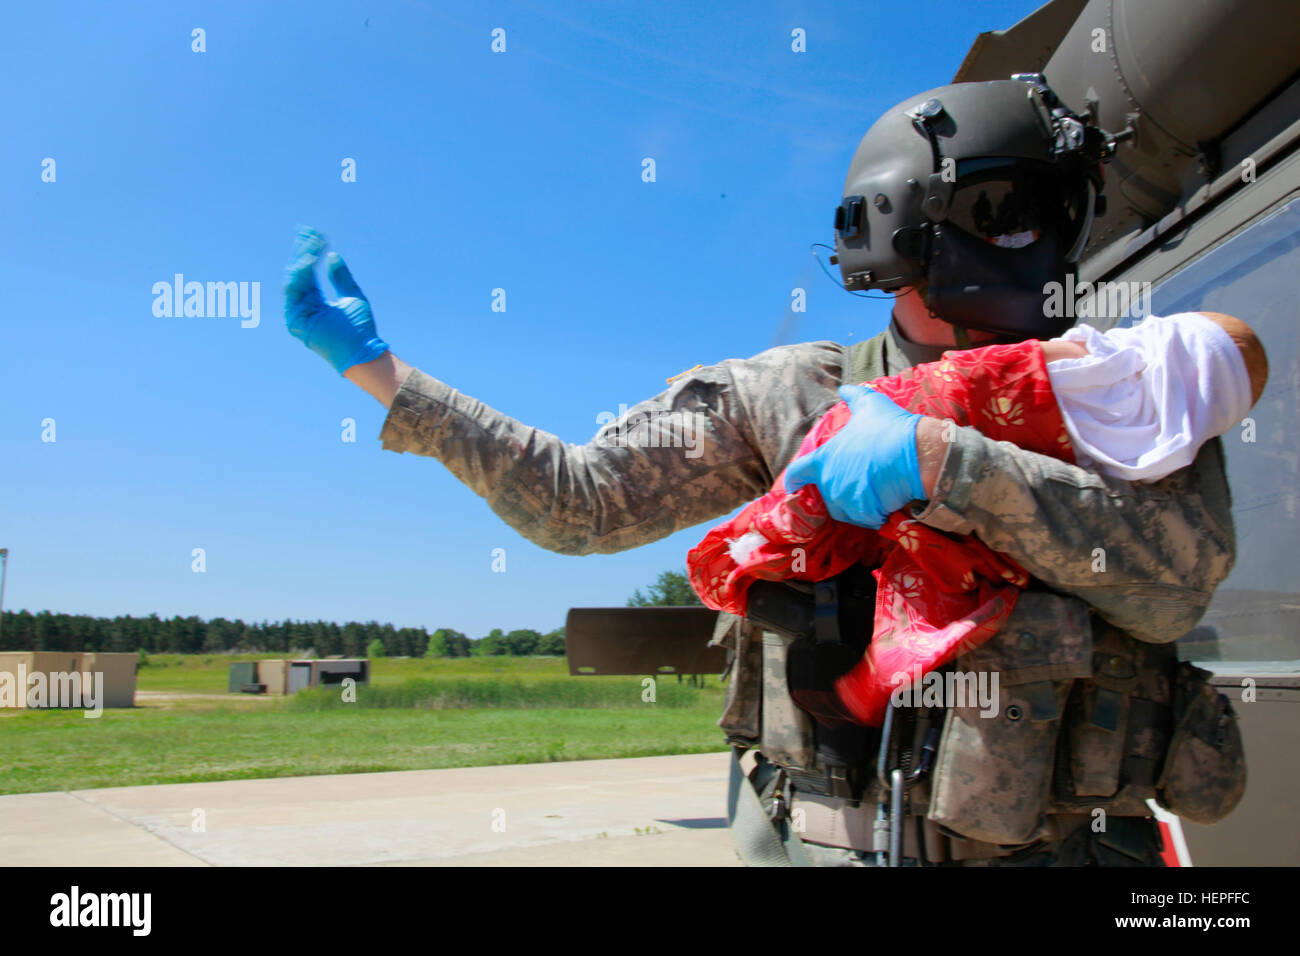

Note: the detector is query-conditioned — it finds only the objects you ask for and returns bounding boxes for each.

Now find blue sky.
[1,0,1042,638]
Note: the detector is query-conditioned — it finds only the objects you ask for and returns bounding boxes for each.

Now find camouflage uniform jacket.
[378,319,1241,846]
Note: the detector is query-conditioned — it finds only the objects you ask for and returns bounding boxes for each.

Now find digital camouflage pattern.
[380,341,845,553]
[713,613,761,748]
[914,426,1236,644]
[377,319,1243,860]
[1156,661,1248,824]
[378,321,1234,643]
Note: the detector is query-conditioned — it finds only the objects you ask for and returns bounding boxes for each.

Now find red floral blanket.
[687,340,1074,725]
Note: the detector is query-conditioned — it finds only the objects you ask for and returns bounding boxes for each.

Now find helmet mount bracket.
[922,173,953,221]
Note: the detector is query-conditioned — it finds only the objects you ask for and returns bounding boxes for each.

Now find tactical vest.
[718,332,1246,859]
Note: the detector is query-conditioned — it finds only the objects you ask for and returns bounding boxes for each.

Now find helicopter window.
[1148,196,1300,665]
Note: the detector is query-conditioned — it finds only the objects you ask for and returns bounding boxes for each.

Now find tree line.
[0,610,564,659]
[0,569,700,658]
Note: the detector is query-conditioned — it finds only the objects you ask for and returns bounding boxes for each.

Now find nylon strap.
[726,747,812,866]
[724,332,892,867]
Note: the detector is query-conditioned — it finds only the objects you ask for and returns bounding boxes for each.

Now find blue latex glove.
[284,226,389,374]
[784,384,927,529]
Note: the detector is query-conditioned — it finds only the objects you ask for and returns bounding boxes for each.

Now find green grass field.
[0,655,729,795]
[133,653,583,693]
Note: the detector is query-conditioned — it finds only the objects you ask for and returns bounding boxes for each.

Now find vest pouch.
[759,630,816,769]
[1155,661,1247,824]
[715,613,761,748]
[1060,621,1143,802]
[927,591,1093,845]
[1051,623,1180,817]
[1063,680,1129,797]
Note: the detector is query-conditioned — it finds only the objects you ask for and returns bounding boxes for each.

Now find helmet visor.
[945,158,1094,261]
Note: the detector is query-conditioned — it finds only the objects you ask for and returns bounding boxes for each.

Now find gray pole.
[0,548,8,646]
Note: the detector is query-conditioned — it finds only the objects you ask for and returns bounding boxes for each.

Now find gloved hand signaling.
[284,226,389,374]
[784,384,927,529]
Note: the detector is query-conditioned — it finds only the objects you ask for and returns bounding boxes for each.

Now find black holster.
[748,564,881,802]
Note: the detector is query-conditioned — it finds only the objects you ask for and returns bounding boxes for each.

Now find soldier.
[284,76,1245,866]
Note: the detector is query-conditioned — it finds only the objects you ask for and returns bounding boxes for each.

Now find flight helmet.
[832,74,1117,338]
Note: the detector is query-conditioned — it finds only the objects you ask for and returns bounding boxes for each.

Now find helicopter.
[566,0,1300,867]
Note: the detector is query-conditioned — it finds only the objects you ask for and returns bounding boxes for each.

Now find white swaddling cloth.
[1045,312,1253,482]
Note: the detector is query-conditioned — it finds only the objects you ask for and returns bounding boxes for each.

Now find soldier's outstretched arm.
[284,226,843,556]
[910,420,1236,644]
[367,344,843,555]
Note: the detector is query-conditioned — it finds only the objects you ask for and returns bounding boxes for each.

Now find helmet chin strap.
[895,297,1009,350]
[920,297,974,349]
[926,304,1010,348]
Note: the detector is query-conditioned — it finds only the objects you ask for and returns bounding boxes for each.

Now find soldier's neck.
[892,288,1000,348]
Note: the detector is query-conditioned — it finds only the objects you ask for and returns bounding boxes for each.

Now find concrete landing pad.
[0,753,740,867]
